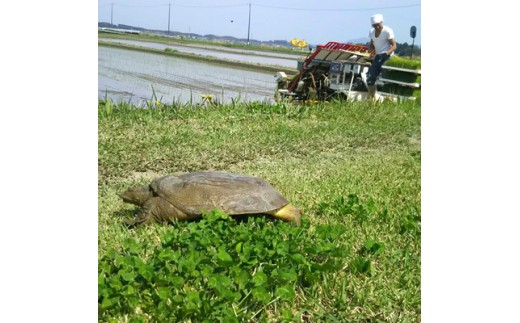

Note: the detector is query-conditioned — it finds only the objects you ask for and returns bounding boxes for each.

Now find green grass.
[98,99,421,322]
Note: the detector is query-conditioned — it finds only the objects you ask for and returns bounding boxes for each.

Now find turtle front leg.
[124,197,189,227]
[124,201,156,227]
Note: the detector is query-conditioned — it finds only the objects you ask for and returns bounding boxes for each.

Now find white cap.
[371,14,383,25]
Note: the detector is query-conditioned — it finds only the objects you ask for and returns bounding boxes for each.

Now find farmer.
[365,14,397,100]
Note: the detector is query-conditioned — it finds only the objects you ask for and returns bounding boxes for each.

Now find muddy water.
[100,38,304,69]
[98,46,278,105]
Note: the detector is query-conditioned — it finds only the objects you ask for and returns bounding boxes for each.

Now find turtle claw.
[123,211,151,228]
[123,218,139,228]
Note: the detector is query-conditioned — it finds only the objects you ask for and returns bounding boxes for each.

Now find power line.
[175,3,246,8]
[254,3,420,11]
[109,3,170,8]
[99,2,246,9]
[99,2,420,11]
[98,1,420,44]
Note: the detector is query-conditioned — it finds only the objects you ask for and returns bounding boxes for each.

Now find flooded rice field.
[99,38,304,68]
[98,46,279,105]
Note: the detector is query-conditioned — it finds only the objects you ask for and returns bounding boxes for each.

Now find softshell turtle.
[118,171,301,226]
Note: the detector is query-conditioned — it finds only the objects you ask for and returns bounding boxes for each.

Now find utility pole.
[247,2,251,45]
[111,3,113,26]
[168,3,171,35]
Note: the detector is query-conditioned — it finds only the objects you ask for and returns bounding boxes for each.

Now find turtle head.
[118,185,153,207]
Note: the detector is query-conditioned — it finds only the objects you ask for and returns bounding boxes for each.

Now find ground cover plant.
[98,98,421,322]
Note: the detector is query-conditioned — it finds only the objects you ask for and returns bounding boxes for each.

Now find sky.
[98,0,421,46]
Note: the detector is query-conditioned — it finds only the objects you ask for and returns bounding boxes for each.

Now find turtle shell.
[150,172,289,216]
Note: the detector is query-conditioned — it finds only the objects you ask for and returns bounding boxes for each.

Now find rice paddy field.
[98,98,421,322]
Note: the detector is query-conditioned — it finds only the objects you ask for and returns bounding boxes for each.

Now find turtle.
[118,171,302,226]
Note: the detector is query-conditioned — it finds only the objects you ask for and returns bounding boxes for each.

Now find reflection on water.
[98,46,277,105]
[99,38,303,68]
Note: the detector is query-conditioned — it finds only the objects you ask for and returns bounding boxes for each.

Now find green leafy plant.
[316,194,374,224]
[99,211,353,321]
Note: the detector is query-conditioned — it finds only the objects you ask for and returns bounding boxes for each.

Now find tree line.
[395,42,421,58]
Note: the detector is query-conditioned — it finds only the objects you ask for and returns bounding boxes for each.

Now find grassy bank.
[98,99,421,322]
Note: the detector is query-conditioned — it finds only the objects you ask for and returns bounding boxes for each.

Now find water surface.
[98,46,277,105]
[100,38,303,69]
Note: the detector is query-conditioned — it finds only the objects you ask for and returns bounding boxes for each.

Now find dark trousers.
[366,54,390,86]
